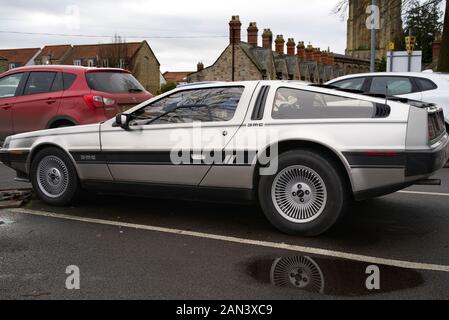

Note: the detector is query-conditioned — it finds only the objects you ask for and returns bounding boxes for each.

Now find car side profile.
[1,81,448,236]
[0,65,152,140]
[326,72,449,130]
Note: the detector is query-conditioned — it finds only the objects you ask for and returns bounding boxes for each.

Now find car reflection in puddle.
[246,255,424,297]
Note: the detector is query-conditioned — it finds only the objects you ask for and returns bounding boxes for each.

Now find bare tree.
[438,2,449,71]
[97,34,128,69]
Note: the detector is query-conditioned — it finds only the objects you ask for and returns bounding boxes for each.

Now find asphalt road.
[1,163,449,300]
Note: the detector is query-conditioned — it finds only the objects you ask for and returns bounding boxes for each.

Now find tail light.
[83,95,115,109]
[428,109,445,142]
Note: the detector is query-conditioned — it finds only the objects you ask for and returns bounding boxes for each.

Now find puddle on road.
[246,255,423,297]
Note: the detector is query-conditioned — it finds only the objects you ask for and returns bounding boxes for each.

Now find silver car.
[1,81,448,236]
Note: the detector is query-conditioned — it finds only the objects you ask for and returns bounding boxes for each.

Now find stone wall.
[131,43,161,95]
[0,58,7,74]
[188,45,262,83]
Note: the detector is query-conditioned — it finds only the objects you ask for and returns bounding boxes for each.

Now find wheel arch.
[252,139,354,195]
[46,116,78,129]
[27,143,81,179]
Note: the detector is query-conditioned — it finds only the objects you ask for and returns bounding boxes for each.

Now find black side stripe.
[70,151,258,166]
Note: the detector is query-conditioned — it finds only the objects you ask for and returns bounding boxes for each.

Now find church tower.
[346,0,403,60]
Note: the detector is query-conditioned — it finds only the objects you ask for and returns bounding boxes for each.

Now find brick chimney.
[305,44,314,61]
[262,29,273,50]
[287,38,296,56]
[313,48,322,64]
[197,62,204,72]
[229,15,241,45]
[297,41,306,60]
[321,51,328,65]
[247,22,259,47]
[275,35,285,55]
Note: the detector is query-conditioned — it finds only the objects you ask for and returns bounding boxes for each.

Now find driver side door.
[99,84,253,186]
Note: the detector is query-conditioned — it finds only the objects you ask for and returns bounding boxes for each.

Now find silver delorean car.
[1,81,448,236]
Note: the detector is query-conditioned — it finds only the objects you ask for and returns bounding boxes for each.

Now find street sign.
[405,36,417,54]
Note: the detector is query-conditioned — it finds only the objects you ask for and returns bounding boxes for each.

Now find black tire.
[30,147,80,206]
[258,150,348,237]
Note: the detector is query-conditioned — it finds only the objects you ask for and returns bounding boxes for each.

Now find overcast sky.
[0,0,422,72]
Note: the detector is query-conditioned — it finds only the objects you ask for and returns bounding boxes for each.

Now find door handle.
[46,99,57,105]
[1,104,12,110]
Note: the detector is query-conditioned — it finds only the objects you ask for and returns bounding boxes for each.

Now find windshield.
[86,72,145,94]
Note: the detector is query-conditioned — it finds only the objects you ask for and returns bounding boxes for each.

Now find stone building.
[60,41,161,94]
[188,16,370,84]
[0,48,41,73]
[0,56,7,74]
[346,0,403,60]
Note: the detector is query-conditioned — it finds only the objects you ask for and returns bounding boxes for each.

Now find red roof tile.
[62,42,142,65]
[0,48,41,66]
[36,45,72,61]
[163,71,194,83]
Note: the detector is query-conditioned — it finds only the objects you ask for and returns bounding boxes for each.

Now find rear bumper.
[405,139,449,177]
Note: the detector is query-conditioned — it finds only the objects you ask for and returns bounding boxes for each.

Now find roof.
[35,45,72,61]
[0,48,41,65]
[163,71,194,83]
[62,42,143,65]
[0,65,130,76]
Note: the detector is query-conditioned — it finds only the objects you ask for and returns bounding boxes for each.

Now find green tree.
[157,81,177,95]
[404,0,443,64]
[438,2,449,71]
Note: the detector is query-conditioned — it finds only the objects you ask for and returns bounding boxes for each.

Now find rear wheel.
[31,147,80,206]
[258,150,348,236]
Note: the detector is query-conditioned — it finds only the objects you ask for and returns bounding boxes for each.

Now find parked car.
[0,65,152,140]
[326,72,449,129]
[1,81,448,236]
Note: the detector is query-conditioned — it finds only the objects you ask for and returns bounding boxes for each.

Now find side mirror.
[115,113,131,130]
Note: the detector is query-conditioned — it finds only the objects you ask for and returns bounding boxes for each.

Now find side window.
[332,77,365,91]
[416,78,438,92]
[132,87,244,125]
[0,73,23,98]
[63,73,77,90]
[24,72,57,95]
[272,87,375,120]
[50,72,63,92]
[370,77,414,96]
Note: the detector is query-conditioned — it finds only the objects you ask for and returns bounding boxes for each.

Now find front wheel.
[258,150,348,236]
[31,147,80,206]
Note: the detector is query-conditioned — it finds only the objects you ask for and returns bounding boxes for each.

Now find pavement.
[1,163,449,300]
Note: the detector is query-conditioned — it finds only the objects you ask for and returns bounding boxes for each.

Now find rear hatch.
[85,70,153,118]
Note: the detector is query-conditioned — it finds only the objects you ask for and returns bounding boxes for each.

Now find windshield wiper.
[129,88,143,93]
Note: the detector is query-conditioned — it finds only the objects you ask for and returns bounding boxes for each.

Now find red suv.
[0,65,152,140]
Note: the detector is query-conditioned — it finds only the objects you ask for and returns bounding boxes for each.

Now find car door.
[100,83,256,186]
[0,72,25,140]
[367,76,422,100]
[12,71,63,134]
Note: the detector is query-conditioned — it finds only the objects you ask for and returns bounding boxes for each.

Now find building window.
[87,59,95,67]
[8,63,16,70]
[74,59,81,66]
[119,58,126,69]
[102,59,109,68]
[42,56,50,65]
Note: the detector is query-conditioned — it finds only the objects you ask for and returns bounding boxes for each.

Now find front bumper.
[0,149,10,166]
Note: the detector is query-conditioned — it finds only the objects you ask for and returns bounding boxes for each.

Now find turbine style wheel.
[31,147,80,206]
[270,256,324,294]
[271,166,327,224]
[259,150,348,236]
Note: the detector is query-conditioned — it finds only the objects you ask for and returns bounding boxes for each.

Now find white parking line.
[6,207,449,273]
[398,191,449,197]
